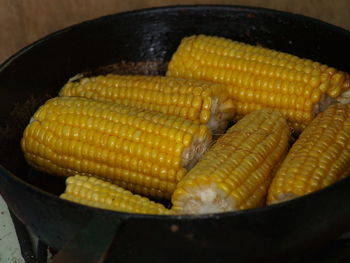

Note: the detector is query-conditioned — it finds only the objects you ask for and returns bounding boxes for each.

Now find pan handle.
[50,215,123,263]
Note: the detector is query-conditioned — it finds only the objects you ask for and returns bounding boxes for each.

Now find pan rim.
[2,162,350,221]
[1,4,350,220]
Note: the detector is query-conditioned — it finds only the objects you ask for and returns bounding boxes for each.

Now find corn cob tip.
[182,131,212,170]
[317,87,350,114]
[172,183,235,214]
[336,89,350,104]
[67,73,84,83]
[268,193,298,205]
[206,97,235,135]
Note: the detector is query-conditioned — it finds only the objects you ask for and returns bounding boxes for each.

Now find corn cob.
[21,96,212,199]
[167,34,350,131]
[171,109,290,214]
[60,175,173,215]
[267,103,350,204]
[60,74,235,134]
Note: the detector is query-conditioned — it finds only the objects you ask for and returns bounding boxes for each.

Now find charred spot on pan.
[245,13,256,19]
[170,224,179,232]
[81,60,168,78]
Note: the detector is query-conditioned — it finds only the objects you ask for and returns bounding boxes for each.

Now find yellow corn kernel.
[60,175,173,215]
[171,109,290,214]
[60,74,235,134]
[21,97,212,199]
[267,103,350,204]
[167,35,350,132]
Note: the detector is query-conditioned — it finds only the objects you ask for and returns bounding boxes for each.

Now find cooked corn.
[267,103,350,204]
[60,74,235,134]
[171,109,290,214]
[167,35,350,131]
[60,175,173,215]
[21,96,212,199]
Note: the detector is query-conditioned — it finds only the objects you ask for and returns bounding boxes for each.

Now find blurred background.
[0,0,349,63]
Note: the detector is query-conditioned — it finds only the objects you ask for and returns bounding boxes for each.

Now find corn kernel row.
[61,175,173,215]
[21,96,212,199]
[60,74,235,134]
[167,35,350,131]
[171,109,290,214]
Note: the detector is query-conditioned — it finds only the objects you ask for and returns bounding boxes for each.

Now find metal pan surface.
[1,5,350,262]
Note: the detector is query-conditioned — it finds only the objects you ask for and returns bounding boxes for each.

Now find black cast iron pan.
[1,5,350,263]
